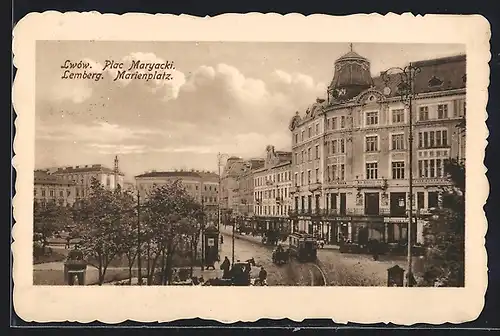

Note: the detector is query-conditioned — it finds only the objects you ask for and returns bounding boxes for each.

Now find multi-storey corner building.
[134,169,220,222]
[253,145,293,233]
[289,49,466,246]
[34,170,77,207]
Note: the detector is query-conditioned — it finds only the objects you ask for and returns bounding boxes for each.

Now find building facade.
[289,50,466,245]
[34,170,77,207]
[220,156,246,214]
[134,170,220,222]
[48,162,125,203]
[231,159,264,217]
[253,146,293,233]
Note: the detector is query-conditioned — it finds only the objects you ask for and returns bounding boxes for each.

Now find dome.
[336,50,368,63]
[328,47,373,101]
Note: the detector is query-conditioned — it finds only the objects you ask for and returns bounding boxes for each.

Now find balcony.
[413,177,450,187]
[265,179,275,186]
[354,179,388,190]
[308,182,322,193]
[290,208,399,218]
[326,179,348,188]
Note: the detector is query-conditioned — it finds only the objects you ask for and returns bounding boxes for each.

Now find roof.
[336,50,369,63]
[50,164,124,176]
[135,171,219,179]
[372,54,466,97]
[34,171,76,186]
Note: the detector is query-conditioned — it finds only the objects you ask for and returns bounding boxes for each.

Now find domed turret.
[328,44,373,101]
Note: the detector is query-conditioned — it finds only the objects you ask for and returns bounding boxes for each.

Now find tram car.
[288,232,318,262]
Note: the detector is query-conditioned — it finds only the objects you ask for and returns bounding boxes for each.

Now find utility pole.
[217,152,229,231]
[407,63,416,287]
[137,190,142,285]
[218,154,222,231]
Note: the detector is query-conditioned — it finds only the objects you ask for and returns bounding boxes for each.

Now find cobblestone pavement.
[220,226,416,286]
[317,250,410,286]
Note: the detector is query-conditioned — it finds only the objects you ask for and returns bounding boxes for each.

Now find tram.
[253,217,291,245]
[288,232,318,262]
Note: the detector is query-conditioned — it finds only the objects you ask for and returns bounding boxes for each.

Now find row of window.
[255,187,290,201]
[255,205,290,216]
[292,160,424,183]
[365,134,405,152]
[34,189,71,198]
[418,130,448,148]
[254,171,291,187]
[35,199,68,207]
[365,130,449,153]
[202,196,217,204]
[294,130,449,162]
[293,191,441,211]
[293,102,461,145]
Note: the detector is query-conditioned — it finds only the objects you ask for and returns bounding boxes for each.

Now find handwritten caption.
[60,59,176,82]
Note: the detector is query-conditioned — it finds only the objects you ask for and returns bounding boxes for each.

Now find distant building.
[134,170,220,222]
[253,146,293,219]
[47,157,125,204]
[34,170,76,207]
[220,156,247,213]
[234,158,265,216]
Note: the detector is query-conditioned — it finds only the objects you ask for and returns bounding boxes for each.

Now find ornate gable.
[356,89,386,105]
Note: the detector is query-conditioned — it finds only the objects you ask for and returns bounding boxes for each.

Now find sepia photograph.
[32,40,468,288]
[12,13,489,323]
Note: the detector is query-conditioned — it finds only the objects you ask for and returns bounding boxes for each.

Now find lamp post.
[381,63,421,287]
[217,152,229,231]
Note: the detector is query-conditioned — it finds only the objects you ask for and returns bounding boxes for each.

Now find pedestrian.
[372,240,380,261]
[220,256,230,279]
[258,266,267,286]
[220,235,224,244]
[65,236,71,249]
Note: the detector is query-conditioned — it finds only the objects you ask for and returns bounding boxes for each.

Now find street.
[221,228,411,286]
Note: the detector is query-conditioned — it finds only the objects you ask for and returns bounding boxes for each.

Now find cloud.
[37,120,159,144]
[37,60,326,172]
[86,143,147,155]
[158,63,325,156]
[49,81,93,104]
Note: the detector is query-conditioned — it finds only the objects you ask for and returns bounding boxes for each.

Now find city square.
[33,41,466,288]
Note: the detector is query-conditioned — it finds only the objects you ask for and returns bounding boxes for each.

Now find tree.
[78,178,128,285]
[142,180,202,285]
[422,158,465,287]
[33,201,70,256]
[114,187,137,285]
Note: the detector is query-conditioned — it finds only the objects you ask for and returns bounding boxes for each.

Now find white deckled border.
[12,12,490,324]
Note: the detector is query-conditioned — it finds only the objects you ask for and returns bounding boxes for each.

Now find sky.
[35,41,465,181]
